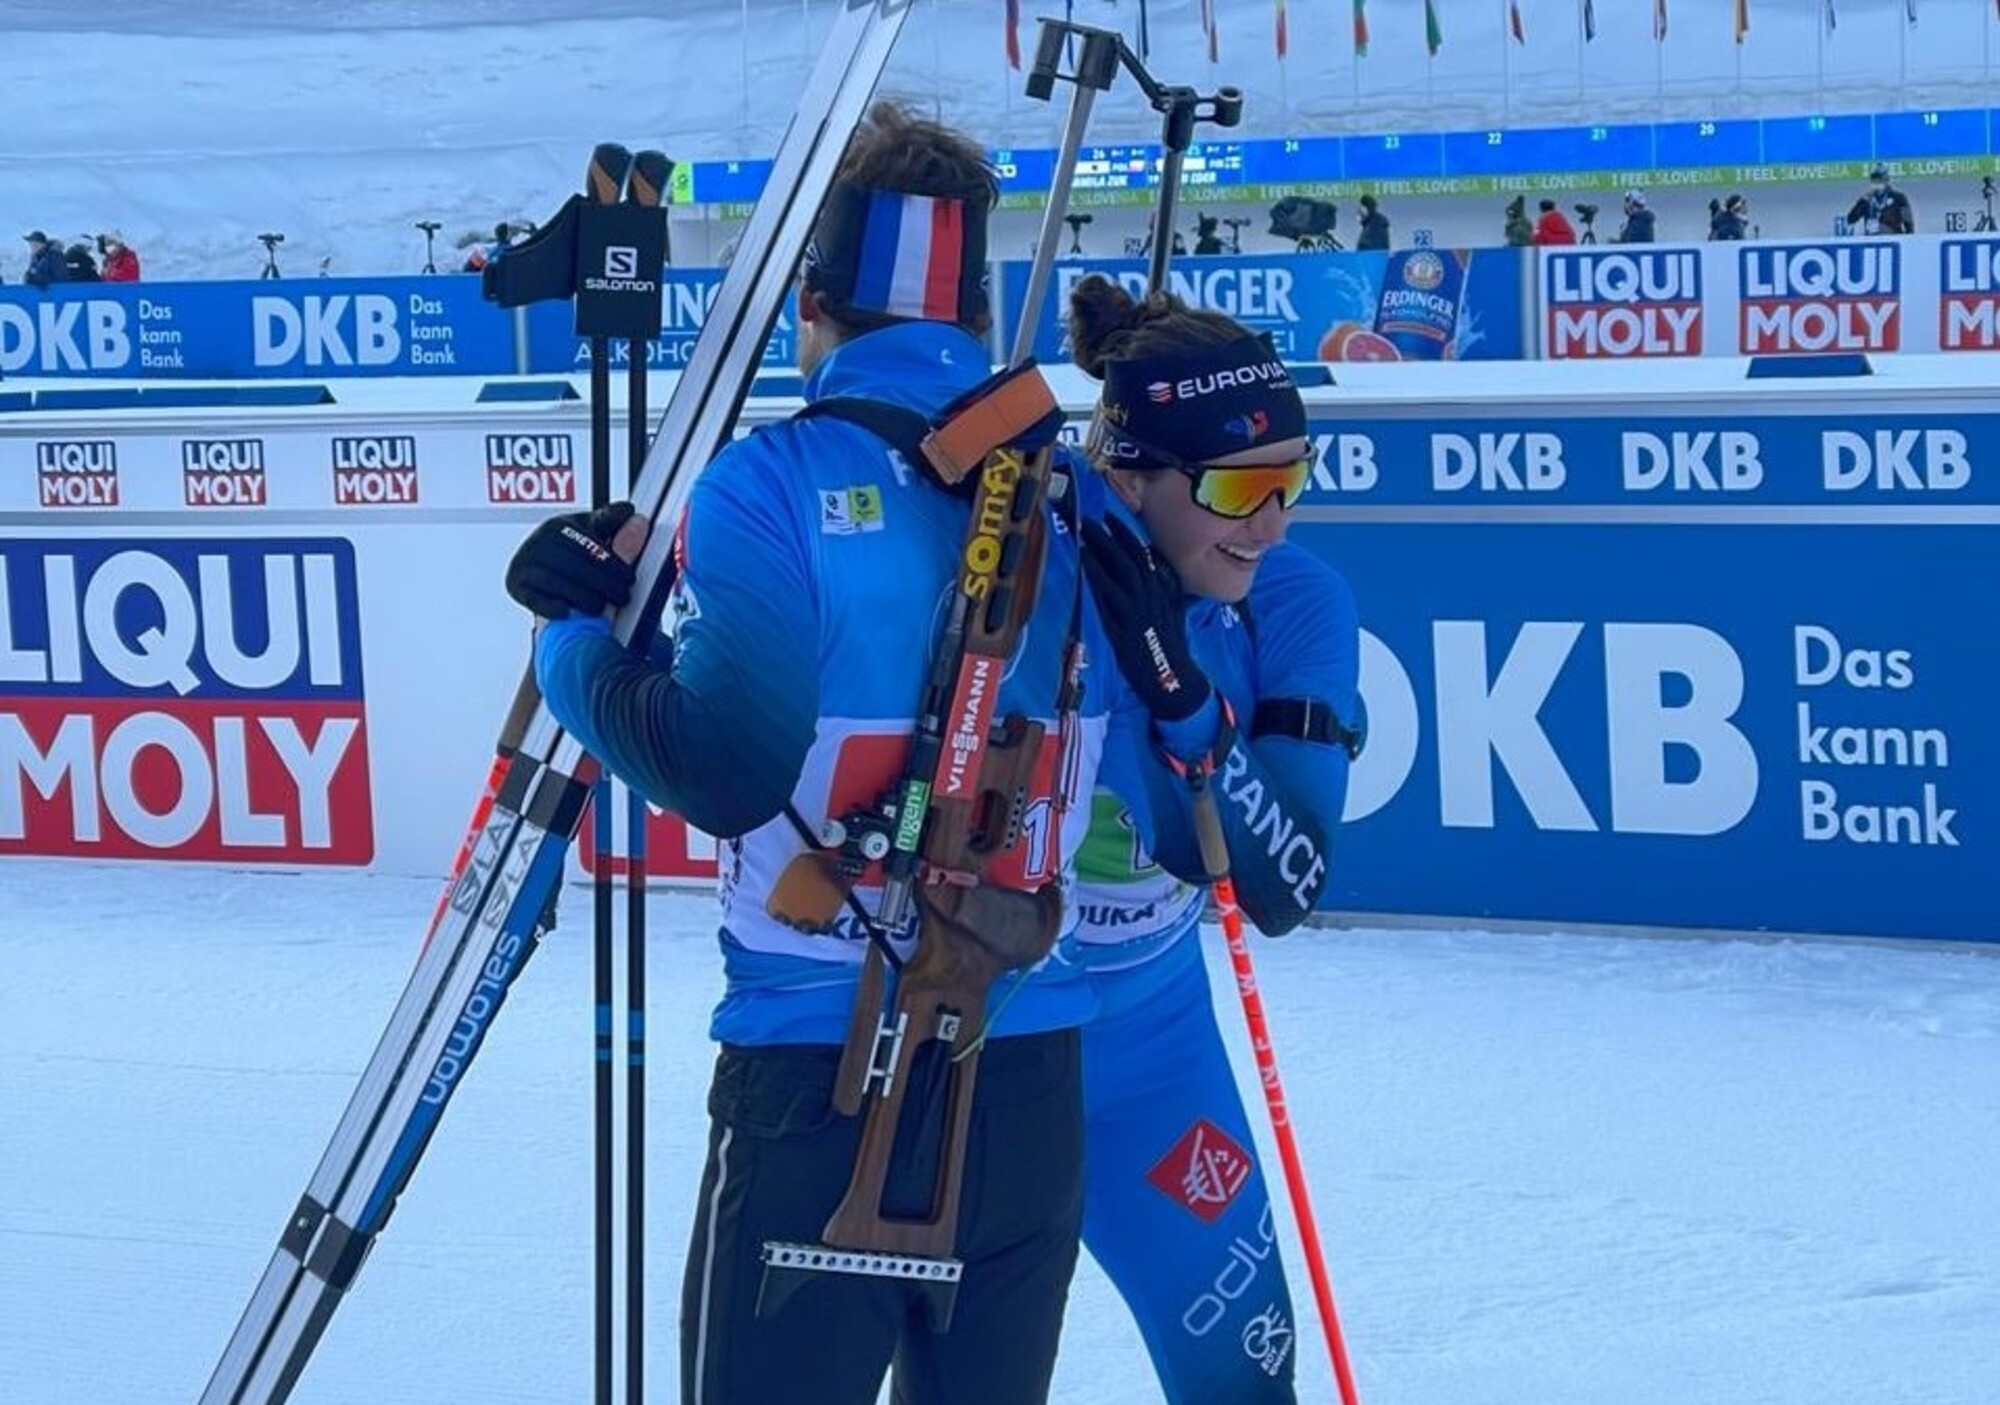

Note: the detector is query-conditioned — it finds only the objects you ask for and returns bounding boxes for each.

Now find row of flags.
[1005,0,1997,65]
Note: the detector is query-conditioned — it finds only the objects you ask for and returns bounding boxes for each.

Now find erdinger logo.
[182,439,267,508]
[1401,250,1446,291]
[1739,243,1901,353]
[36,441,119,508]
[0,538,373,864]
[1939,239,2000,351]
[1544,249,1703,358]
[332,435,420,505]
[485,433,576,504]
[1147,1118,1254,1224]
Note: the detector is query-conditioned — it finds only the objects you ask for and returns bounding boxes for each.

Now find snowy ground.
[4,860,1998,1404]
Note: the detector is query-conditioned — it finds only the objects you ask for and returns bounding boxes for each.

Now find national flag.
[1425,0,1444,54]
[1734,0,1749,42]
[1354,0,1370,55]
[1277,0,1290,56]
[1004,0,1021,68]
[1654,0,1669,39]
[1510,0,1525,42]
[852,191,967,322]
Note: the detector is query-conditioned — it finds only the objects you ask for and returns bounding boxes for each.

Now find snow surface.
[5,0,1995,282]
[4,860,1998,1403]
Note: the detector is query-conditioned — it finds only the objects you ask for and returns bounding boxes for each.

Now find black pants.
[678,1029,1084,1405]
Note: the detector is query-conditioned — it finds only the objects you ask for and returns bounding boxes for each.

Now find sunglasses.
[1088,416,1313,519]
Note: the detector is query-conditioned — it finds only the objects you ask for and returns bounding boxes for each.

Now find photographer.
[1614,190,1656,244]
[1847,166,1914,236]
[1708,194,1749,241]
[1533,198,1577,246]
[1356,193,1391,250]
[1503,195,1535,247]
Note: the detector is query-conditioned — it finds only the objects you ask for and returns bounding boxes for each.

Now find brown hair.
[1066,275,1248,381]
[813,102,997,338]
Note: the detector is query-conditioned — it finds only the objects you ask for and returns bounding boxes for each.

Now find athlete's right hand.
[505,502,647,620]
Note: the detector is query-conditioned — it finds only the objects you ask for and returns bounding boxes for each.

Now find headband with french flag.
[804,182,989,326]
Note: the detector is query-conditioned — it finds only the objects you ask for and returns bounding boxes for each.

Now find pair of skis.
[199,4,916,1401]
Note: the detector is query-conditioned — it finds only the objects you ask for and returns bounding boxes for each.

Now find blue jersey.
[535,321,1139,1046]
[1079,524,1360,966]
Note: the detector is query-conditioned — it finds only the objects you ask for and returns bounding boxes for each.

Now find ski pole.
[1187,774,1361,1405]
[619,145,671,1405]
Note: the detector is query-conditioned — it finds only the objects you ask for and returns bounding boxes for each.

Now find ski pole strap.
[1252,696,1366,760]
[1156,697,1239,788]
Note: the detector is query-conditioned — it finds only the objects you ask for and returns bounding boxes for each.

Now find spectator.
[1503,195,1535,247]
[1356,193,1391,250]
[23,231,67,287]
[1614,190,1656,244]
[1847,165,1914,235]
[63,239,101,282]
[1532,199,1577,246]
[1708,194,1749,241]
[461,220,513,273]
[99,231,141,282]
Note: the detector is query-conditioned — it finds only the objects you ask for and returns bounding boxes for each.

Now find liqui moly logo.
[1544,249,1703,358]
[1739,243,1901,354]
[331,434,420,505]
[1939,238,2000,351]
[0,538,373,864]
[36,441,119,509]
[1146,1119,1255,1225]
[182,438,268,508]
[485,433,577,504]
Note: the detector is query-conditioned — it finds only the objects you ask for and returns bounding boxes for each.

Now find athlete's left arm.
[1148,547,1362,934]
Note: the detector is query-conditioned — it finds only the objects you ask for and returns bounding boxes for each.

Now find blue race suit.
[1080,524,1361,1405]
[533,320,1154,1405]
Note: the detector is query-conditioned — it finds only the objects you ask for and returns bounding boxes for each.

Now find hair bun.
[1065,274,1145,380]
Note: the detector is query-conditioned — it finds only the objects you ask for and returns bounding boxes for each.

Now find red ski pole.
[1187,769,1362,1405]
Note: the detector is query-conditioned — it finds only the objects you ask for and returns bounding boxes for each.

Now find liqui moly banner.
[1541,237,1985,359]
[1543,249,1704,358]
[0,538,374,864]
[1939,238,2000,352]
[1738,242,1902,355]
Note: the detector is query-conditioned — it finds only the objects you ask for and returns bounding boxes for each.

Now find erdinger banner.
[0,538,373,864]
[1002,251,1529,364]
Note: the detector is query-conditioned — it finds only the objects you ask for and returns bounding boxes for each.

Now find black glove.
[1080,514,1210,722]
[505,501,638,620]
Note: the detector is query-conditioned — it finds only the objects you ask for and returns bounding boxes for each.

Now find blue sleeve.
[1141,548,1362,935]
[533,438,820,838]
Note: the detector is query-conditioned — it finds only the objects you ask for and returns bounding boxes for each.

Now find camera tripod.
[256,232,285,279]
[1976,176,1996,233]
[1063,212,1093,254]
[1575,204,1600,245]
[416,219,443,273]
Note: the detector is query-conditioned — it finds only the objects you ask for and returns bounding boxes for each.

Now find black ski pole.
[621,144,671,1405]
[583,137,635,1405]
